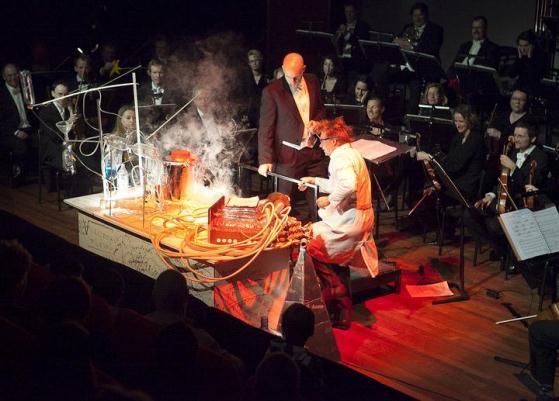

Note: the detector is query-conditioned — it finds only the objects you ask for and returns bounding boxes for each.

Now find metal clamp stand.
[428,158,471,305]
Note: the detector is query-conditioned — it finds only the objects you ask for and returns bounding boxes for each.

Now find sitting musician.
[298,117,378,330]
[347,75,369,106]
[448,16,500,113]
[511,30,547,97]
[463,122,549,259]
[383,2,444,113]
[363,96,398,140]
[67,55,93,92]
[417,104,486,202]
[333,2,370,77]
[484,89,536,192]
[138,59,178,132]
[38,80,93,197]
[319,55,346,105]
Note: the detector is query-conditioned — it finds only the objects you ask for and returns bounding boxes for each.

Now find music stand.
[352,136,412,238]
[368,30,395,43]
[324,103,364,126]
[402,49,445,81]
[418,104,452,120]
[406,113,454,154]
[358,39,407,66]
[454,62,504,97]
[429,158,471,305]
[295,30,337,57]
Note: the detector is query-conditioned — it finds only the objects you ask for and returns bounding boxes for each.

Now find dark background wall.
[0,1,539,77]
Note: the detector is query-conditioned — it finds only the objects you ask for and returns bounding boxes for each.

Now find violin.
[416,133,441,192]
[497,137,514,214]
[524,160,537,209]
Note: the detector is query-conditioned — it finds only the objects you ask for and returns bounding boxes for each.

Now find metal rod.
[372,172,390,211]
[145,93,200,141]
[131,72,144,211]
[495,314,537,324]
[31,82,135,108]
[98,64,142,89]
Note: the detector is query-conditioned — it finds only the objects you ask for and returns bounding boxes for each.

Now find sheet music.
[535,207,559,254]
[499,209,550,261]
[351,139,396,162]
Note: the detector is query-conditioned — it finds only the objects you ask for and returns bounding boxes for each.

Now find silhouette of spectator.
[253,352,301,401]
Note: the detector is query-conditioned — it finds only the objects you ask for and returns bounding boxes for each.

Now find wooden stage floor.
[0,182,550,401]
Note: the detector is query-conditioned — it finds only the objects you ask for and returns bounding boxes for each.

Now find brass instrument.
[400,25,421,49]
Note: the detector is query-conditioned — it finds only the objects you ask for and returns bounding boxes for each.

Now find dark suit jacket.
[258,73,325,166]
[451,39,500,70]
[0,85,30,139]
[38,103,66,169]
[509,146,549,197]
[400,21,444,60]
[137,82,179,106]
[436,130,486,200]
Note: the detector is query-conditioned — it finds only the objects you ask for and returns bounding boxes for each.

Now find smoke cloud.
[154,32,251,194]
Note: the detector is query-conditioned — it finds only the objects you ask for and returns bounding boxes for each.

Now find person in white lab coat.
[299,117,378,330]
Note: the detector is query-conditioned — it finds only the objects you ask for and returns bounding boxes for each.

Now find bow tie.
[152,92,163,99]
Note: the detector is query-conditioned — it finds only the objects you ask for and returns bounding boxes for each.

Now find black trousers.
[276,147,327,222]
[530,320,559,387]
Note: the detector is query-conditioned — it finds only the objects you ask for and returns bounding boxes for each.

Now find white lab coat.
[308,143,379,277]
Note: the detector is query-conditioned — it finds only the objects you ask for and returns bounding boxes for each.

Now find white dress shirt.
[151,81,164,105]
[463,40,484,65]
[287,77,310,144]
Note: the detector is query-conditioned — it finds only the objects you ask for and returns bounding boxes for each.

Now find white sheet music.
[351,139,397,162]
[535,207,559,254]
[499,208,550,261]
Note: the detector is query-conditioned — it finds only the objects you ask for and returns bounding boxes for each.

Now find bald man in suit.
[258,53,326,221]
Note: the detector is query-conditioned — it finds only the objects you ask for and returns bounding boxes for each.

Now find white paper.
[226,196,259,208]
[351,139,397,162]
[535,207,559,254]
[282,140,303,151]
[499,208,550,261]
[406,281,454,298]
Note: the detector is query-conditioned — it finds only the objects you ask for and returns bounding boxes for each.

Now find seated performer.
[333,1,370,78]
[484,88,535,192]
[511,30,547,97]
[347,75,369,106]
[298,117,378,330]
[319,55,346,105]
[464,122,549,259]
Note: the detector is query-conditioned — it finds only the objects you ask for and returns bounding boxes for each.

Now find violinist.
[463,123,549,260]
[416,104,486,202]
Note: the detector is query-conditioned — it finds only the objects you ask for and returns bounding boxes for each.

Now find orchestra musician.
[463,122,549,260]
[333,2,370,78]
[319,55,346,105]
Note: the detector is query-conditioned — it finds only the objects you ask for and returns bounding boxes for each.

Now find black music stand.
[454,62,503,97]
[368,30,395,43]
[418,104,452,120]
[429,158,471,305]
[295,30,337,57]
[406,113,453,154]
[324,103,364,126]
[402,49,445,82]
[358,39,407,66]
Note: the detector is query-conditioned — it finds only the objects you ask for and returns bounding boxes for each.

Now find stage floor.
[0,182,548,401]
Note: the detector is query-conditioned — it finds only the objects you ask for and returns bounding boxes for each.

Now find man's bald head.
[282,53,306,89]
[282,53,305,76]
